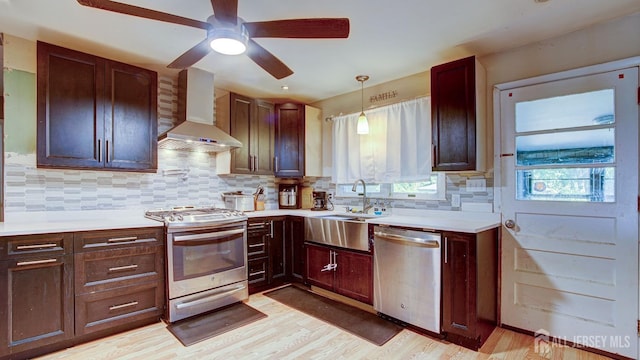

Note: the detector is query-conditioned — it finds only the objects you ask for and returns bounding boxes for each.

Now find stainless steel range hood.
[158,68,241,153]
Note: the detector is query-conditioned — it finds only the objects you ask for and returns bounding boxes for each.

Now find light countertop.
[0,209,162,236]
[246,208,501,233]
[0,208,501,237]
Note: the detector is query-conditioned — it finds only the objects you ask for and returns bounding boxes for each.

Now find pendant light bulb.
[356,75,369,135]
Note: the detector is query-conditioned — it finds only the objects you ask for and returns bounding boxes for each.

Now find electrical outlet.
[466,179,487,192]
[326,190,334,200]
[451,194,461,207]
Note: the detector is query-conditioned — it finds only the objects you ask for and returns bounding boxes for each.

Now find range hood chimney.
[158,68,241,153]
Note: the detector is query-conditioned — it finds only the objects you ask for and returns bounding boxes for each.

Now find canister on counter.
[300,186,314,209]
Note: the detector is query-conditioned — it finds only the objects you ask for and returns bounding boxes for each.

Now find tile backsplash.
[4,152,493,213]
[4,74,493,213]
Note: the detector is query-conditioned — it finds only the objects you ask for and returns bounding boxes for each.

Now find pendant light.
[356,75,369,134]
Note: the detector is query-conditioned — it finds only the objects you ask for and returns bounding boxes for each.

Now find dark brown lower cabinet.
[247,217,287,294]
[75,282,162,336]
[0,233,75,358]
[306,243,334,289]
[286,216,305,283]
[0,228,164,359]
[247,216,305,294]
[306,242,373,305]
[73,237,164,336]
[441,228,498,350]
[0,254,74,357]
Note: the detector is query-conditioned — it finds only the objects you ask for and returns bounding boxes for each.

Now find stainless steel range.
[145,207,248,322]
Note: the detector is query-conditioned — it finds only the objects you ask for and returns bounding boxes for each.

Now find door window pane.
[515,89,614,132]
[514,88,615,203]
[516,128,614,166]
[517,167,614,202]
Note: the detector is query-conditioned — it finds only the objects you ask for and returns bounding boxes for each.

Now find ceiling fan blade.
[77,0,212,30]
[211,0,238,25]
[244,18,350,38]
[246,40,293,80]
[167,38,213,69]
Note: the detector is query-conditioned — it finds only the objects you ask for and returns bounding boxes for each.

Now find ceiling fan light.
[357,112,369,134]
[209,27,249,55]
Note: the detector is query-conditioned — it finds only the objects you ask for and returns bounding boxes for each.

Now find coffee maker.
[311,191,328,211]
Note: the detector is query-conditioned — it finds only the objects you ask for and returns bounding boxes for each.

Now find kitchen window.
[335,172,446,200]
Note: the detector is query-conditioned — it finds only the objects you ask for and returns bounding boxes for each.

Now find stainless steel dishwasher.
[373,225,441,333]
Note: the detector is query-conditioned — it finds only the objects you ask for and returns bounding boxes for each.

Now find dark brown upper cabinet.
[37,42,157,172]
[431,55,486,171]
[275,103,305,178]
[229,93,275,175]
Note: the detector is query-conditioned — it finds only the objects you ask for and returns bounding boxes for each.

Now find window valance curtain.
[331,97,431,184]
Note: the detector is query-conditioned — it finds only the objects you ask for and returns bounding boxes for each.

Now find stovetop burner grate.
[144,206,247,226]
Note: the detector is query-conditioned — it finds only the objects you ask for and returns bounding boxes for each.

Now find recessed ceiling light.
[281,85,289,91]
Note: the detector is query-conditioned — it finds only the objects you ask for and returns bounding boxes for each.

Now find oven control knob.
[177,214,183,221]
[168,215,175,222]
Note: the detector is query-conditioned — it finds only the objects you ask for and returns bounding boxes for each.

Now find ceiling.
[0,0,639,103]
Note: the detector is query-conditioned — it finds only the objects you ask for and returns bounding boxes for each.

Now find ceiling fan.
[76,0,350,79]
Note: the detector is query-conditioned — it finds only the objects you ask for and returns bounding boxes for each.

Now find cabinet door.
[441,231,477,338]
[287,216,305,282]
[254,100,275,175]
[230,93,254,174]
[334,249,373,305]
[431,55,476,171]
[305,243,334,290]
[0,255,74,355]
[37,41,105,169]
[104,61,157,171]
[275,103,304,178]
[270,218,286,282]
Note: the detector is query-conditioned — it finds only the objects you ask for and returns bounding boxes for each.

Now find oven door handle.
[175,285,247,309]
[173,228,245,243]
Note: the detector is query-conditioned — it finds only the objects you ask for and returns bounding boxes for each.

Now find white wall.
[312,12,640,176]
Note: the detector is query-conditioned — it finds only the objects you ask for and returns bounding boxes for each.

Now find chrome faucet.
[351,179,372,214]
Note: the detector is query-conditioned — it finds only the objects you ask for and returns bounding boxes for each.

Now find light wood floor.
[37,290,613,360]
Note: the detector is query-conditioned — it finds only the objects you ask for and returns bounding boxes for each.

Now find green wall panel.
[4,69,36,154]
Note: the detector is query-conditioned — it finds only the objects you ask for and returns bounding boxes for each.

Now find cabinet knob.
[504,219,516,229]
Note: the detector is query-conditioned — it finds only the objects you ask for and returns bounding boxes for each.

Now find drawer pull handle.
[108,264,139,272]
[249,270,266,276]
[107,236,138,243]
[17,258,57,266]
[248,244,264,248]
[109,301,139,311]
[16,243,57,250]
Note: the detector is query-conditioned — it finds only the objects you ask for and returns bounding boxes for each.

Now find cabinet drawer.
[75,245,164,294]
[0,233,73,260]
[75,282,163,336]
[75,227,163,252]
[248,258,268,284]
[247,233,268,259]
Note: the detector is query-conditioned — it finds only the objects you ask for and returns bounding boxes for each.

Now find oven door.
[167,222,247,299]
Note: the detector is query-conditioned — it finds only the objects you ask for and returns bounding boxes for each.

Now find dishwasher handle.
[374,230,440,248]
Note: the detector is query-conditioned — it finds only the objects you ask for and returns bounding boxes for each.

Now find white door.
[500,67,638,358]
